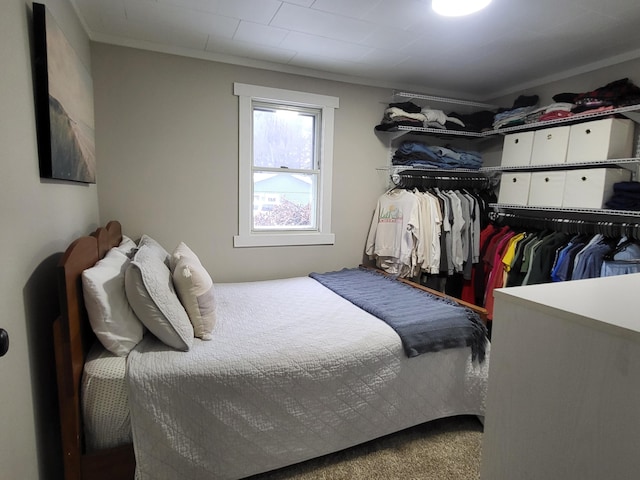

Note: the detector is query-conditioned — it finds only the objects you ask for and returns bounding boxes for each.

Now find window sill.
[233,232,335,248]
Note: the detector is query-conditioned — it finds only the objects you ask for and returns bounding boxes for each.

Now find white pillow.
[172,255,216,340]
[125,244,193,351]
[115,235,137,256]
[82,248,145,356]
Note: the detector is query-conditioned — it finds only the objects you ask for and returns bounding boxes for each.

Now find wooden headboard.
[54,221,135,480]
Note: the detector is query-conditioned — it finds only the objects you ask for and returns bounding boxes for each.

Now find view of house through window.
[234,83,337,247]
[252,104,319,230]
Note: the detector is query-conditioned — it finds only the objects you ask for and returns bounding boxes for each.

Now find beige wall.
[0,1,99,479]
[92,43,391,282]
[92,45,640,284]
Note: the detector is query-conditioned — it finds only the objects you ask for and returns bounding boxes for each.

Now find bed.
[54,220,490,480]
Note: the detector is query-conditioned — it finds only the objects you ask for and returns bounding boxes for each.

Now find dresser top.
[494,273,640,339]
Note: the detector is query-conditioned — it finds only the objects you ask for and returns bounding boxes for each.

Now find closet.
[474,86,640,480]
[371,91,501,301]
[485,105,640,309]
[371,87,640,316]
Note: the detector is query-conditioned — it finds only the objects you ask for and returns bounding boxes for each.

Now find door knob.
[0,329,8,357]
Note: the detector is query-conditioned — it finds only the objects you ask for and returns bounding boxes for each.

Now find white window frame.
[233,83,338,247]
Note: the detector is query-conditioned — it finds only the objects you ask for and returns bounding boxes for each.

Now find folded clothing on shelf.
[375,101,468,132]
[571,78,640,113]
[392,141,483,170]
[605,181,640,211]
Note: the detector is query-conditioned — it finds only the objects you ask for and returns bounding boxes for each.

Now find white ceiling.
[71,0,640,100]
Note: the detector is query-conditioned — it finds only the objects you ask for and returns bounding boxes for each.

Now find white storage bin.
[565,118,635,164]
[498,172,531,205]
[501,132,534,167]
[562,168,632,208]
[530,126,570,165]
[528,171,567,207]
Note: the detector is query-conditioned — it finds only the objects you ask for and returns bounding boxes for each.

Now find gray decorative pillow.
[138,234,171,267]
[125,244,193,351]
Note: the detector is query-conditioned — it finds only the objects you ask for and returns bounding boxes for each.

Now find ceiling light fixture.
[432,0,491,17]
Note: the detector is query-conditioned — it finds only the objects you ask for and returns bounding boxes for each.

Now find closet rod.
[391,168,490,190]
[493,212,640,239]
[489,203,640,221]
[395,169,487,179]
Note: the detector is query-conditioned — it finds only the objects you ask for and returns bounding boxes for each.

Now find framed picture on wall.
[32,2,96,184]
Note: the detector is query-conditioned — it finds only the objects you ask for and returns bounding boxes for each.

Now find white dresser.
[481,273,640,480]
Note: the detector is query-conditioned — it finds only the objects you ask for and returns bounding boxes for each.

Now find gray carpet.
[247,415,483,480]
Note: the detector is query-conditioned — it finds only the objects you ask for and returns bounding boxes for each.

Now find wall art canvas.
[33,2,96,183]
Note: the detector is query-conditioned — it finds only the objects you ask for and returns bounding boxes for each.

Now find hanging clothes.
[461,222,503,306]
[476,222,640,319]
[366,186,491,289]
[525,231,572,285]
[550,235,589,282]
[601,237,640,276]
[569,235,609,280]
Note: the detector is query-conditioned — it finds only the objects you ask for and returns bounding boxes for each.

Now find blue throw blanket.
[309,268,487,362]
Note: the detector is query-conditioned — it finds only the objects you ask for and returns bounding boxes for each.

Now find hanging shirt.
[444,190,465,273]
[450,192,469,277]
[521,236,547,285]
[484,230,517,319]
[571,235,606,280]
[500,232,526,285]
[415,191,442,274]
[365,189,421,277]
[434,189,454,275]
[462,191,482,264]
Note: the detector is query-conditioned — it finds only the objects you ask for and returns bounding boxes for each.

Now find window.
[234,83,338,247]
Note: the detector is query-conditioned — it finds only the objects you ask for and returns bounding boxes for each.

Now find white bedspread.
[127,277,489,480]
